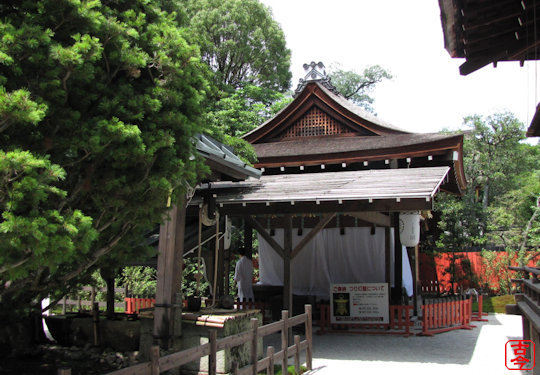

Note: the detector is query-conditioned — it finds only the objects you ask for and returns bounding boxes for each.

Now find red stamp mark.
[505,340,535,370]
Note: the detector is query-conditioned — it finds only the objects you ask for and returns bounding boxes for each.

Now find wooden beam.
[291,213,335,259]
[346,212,391,227]
[202,198,433,216]
[246,216,285,259]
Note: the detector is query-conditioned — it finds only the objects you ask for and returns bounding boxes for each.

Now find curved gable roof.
[243,81,408,144]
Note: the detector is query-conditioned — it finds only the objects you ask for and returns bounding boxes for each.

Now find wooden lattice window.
[279,107,353,139]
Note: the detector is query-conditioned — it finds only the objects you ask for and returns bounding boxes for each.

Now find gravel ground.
[264,314,534,375]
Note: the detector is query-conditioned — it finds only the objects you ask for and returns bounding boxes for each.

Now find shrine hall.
[184,62,467,318]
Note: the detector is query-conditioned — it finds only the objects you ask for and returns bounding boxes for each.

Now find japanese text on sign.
[330,283,389,324]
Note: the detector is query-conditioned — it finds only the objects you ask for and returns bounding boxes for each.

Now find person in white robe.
[234,247,254,303]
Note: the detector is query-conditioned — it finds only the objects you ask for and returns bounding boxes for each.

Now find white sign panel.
[330,283,389,324]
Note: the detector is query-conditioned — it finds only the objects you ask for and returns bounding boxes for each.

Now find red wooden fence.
[418,298,473,336]
[419,251,538,294]
[125,297,155,314]
[471,295,489,322]
[318,304,413,337]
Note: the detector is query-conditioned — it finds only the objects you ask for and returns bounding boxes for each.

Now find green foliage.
[182,0,293,160]
[471,294,515,313]
[205,84,291,162]
[462,113,528,208]
[184,0,291,93]
[0,150,97,284]
[0,0,209,317]
[329,64,392,113]
[182,256,209,297]
[433,112,539,294]
[119,266,157,297]
[434,112,539,253]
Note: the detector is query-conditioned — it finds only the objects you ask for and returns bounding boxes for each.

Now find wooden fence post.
[251,318,259,375]
[62,296,67,315]
[92,302,100,347]
[209,329,217,375]
[124,285,129,312]
[267,346,275,375]
[293,335,300,375]
[150,345,160,375]
[281,310,288,374]
[305,304,312,370]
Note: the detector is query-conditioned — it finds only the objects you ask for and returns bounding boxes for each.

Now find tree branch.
[60,223,133,282]
[0,257,31,274]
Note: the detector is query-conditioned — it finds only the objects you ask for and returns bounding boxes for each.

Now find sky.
[260,0,539,136]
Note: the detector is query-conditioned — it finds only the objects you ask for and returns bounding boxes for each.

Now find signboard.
[330,283,389,324]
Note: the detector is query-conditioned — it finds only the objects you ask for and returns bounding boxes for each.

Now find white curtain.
[259,227,404,298]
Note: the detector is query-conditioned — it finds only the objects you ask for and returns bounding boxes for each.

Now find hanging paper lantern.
[399,211,421,247]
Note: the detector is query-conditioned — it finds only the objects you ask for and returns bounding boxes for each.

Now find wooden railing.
[104,305,313,375]
[418,297,472,336]
[318,304,413,337]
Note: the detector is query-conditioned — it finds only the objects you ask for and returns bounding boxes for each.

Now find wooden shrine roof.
[243,81,408,145]
[189,166,450,215]
[253,133,463,164]
[439,0,540,76]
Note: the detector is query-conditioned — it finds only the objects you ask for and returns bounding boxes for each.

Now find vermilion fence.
[419,251,538,294]
[125,297,155,314]
[418,297,473,336]
[318,304,413,336]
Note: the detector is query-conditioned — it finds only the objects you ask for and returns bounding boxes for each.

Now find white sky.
[260,0,539,135]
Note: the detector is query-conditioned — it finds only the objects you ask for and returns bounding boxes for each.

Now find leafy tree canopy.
[183,0,291,94]
[329,64,392,113]
[433,112,539,255]
[0,0,209,316]
[204,83,291,162]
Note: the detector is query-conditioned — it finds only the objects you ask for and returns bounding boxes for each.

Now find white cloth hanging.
[258,227,397,298]
[402,245,414,297]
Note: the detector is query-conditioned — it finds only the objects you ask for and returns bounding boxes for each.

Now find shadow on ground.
[264,320,493,365]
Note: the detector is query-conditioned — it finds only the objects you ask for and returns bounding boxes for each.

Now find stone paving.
[265,314,534,375]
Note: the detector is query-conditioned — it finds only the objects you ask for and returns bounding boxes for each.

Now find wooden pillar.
[216,233,225,299]
[244,220,253,260]
[224,247,231,296]
[413,244,421,315]
[283,215,293,345]
[153,199,186,349]
[100,266,117,320]
[283,215,293,313]
[105,276,115,320]
[393,213,402,304]
[385,226,392,306]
